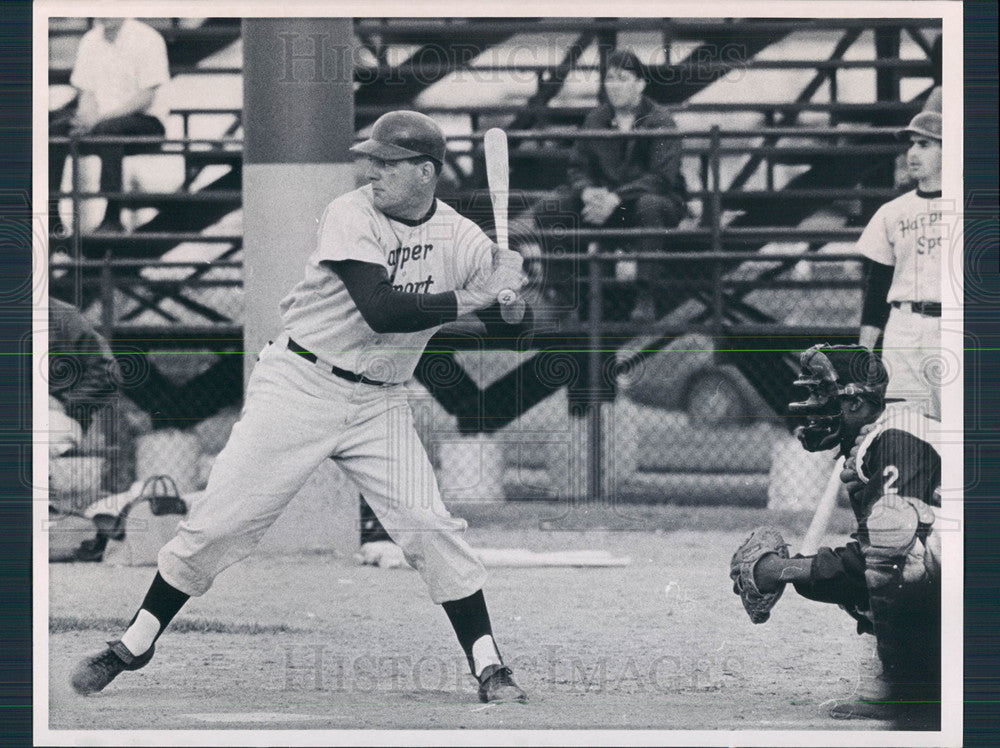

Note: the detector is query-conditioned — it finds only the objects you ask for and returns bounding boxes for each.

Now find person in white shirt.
[50,18,170,232]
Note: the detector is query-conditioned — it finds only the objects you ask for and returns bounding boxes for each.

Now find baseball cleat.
[477,664,528,704]
[70,640,155,695]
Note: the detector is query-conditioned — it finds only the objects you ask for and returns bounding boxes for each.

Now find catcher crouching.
[730,344,941,728]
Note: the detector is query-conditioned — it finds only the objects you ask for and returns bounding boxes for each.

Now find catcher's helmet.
[350,110,446,165]
[789,344,887,452]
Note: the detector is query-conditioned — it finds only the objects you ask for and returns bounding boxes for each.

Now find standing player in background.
[857,111,943,416]
[892,36,940,190]
[71,111,532,704]
[730,345,941,728]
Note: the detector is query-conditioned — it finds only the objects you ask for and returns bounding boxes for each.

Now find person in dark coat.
[535,48,688,319]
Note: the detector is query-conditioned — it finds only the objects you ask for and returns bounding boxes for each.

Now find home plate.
[181,712,335,724]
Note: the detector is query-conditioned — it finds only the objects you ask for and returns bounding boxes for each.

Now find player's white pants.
[882,307,941,417]
[158,335,487,603]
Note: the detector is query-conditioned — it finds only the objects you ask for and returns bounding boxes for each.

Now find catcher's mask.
[789,344,886,452]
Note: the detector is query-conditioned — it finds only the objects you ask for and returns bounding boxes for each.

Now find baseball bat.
[483,128,524,322]
[484,128,510,254]
[798,455,845,556]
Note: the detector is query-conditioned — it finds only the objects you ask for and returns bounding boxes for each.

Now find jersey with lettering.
[851,403,941,518]
[856,190,943,304]
[279,185,493,384]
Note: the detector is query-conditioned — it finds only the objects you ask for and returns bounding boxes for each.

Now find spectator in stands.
[49,17,170,233]
[535,48,688,320]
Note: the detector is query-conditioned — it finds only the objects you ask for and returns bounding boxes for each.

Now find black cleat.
[477,664,528,704]
[70,640,154,695]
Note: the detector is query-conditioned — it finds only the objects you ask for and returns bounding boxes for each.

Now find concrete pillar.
[242,19,356,383]
[240,20,359,554]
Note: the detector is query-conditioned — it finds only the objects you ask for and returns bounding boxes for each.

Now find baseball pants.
[158,334,488,603]
[882,307,942,417]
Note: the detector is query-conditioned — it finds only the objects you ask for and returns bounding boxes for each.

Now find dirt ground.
[46,504,919,740]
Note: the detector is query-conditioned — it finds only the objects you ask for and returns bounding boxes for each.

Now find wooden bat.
[483,127,524,321]
[484,128,509,254]
[798,455,845,556]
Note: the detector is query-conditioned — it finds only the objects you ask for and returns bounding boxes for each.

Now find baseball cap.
[897,111,941,141]
[350,110,447,164]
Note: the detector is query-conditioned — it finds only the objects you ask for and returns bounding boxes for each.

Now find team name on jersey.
[387,243,436,293]
[393,275,435,293]
[897,210,943,255]
[387,244,434,272]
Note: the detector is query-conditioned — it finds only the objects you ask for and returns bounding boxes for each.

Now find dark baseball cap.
[350,110,447,164]
[897,111,941,141]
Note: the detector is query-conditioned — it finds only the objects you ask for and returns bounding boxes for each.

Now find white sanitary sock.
[119,609,160,656]
[472,635,502,678]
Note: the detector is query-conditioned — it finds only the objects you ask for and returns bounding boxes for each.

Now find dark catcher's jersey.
[792,404,942,625]
[850,403,941,519]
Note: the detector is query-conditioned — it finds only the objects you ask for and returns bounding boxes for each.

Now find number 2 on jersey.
[882,465,900,494]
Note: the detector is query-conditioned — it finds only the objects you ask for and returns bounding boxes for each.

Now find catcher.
[730,344,941,728]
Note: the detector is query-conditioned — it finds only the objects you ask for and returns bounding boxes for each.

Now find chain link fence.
[46,109,909,518]
[48,249,860,517]
[48,258,244,513]
[407,248,862,513]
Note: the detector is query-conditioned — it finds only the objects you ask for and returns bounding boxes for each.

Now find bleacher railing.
[48,123,906,338]
[46,16,939,506]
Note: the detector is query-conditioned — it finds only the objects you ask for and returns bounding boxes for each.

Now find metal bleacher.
[48,16,941,426]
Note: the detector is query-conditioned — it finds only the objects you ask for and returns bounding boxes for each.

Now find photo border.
[25,1,985,746]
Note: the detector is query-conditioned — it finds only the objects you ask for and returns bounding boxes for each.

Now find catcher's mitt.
[730,526,790,624]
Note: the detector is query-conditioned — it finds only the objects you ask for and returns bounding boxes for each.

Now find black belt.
[286,338,390,386]
[891,301,941,317]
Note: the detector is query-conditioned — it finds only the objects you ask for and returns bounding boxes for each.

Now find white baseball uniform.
[158,185,494,602]
[857,189,943,415]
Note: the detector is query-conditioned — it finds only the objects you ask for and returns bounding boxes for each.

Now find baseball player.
[858,110,943,416]
[730,344,941,727]
[70,111,532,704]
